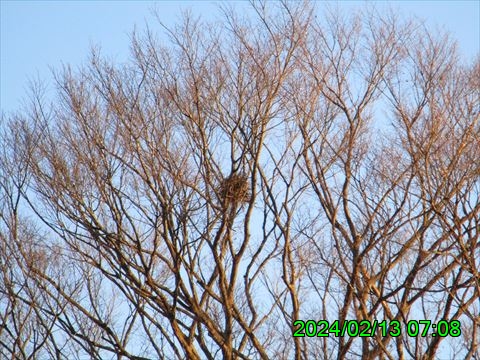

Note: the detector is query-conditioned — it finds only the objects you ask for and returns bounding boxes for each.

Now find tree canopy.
[1,2,479,359]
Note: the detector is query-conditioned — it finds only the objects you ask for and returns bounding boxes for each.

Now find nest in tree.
[218,173,251,207]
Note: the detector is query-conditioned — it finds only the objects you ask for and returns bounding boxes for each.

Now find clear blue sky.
[1,1,479,115]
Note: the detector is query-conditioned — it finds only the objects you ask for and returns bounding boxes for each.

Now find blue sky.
[1,1,479,115]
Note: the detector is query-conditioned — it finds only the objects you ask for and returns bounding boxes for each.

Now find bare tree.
[1,2,478,359]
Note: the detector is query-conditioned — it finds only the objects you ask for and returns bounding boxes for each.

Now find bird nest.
[218,173,251,206]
